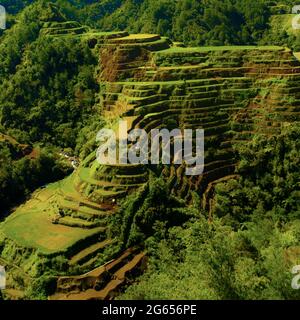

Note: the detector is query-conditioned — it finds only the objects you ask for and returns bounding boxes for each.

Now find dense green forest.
[0,3,99,147]
[2,0,300,47]
[118,126,300,299]
[0,2,101,212]
[0,0,299,300]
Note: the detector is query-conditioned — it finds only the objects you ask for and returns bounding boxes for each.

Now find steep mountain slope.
[1,19,300,299]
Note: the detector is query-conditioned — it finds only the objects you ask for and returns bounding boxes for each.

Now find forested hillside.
[1,0,300,149]
[0,0,299,301]
[2,0,300,46]
[119,126,300,299]
[0,2,101,212]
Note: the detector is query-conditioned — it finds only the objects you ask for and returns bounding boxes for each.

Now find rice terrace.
[0,0,300,301]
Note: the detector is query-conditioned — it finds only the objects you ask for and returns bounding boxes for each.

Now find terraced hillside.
[1,24,300,300]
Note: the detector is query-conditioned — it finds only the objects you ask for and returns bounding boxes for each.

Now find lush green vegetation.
[0,2,100,212]
[213,126,300,224]
[110,176,194,249]
[71,0,300,49]
[0,3,99,148]
[0,0,299,301]
[2,1,299,47]
[119,126,300,300]
[0,138,70,213]
[0,0,299,150]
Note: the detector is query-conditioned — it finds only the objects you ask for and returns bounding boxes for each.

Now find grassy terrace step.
[180,113,230,123]
[169,97,219,107]
[275,87,300,94]
[57,216,104,229]
[61,191,113,212]
[1,205,106,255]
[138,118,164,132]
[89,189,128,204]
[103,38,171,51]
[52,248,138,295]
[155,45,284,55]
[78,168,123,187]
[122,84,161,91]
[81,152,96,168]
[95,163,146,176]
[77,168,146,191]
[125,94,168,106]
[135,106,237,128]
[41,26,89,36]
[181,118,229,129]
[179,104,240,114]
[58,176,114,210]
[94,252,146,295]
[59,197,111,217]
[154,68,251,81]
[246,71,300,78]
[168,88,254,100]
[171,91,219,100]
[69,240,114,266]
[54,252,146,300]
[108,34,161,44]
[112,77,253,88]
[137,110,180,129]
[250,59,299,66]
[63,228,108,258]
[85,31,129,40]
[79,255,102,270]
[115,60,150,68]
[134,101,170,116]
[248,67,300,73]
[123,89,157,97]
[113,173,148,184]
[257,99,300,107]
[186,82,251,93]
[43,21,82,29]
